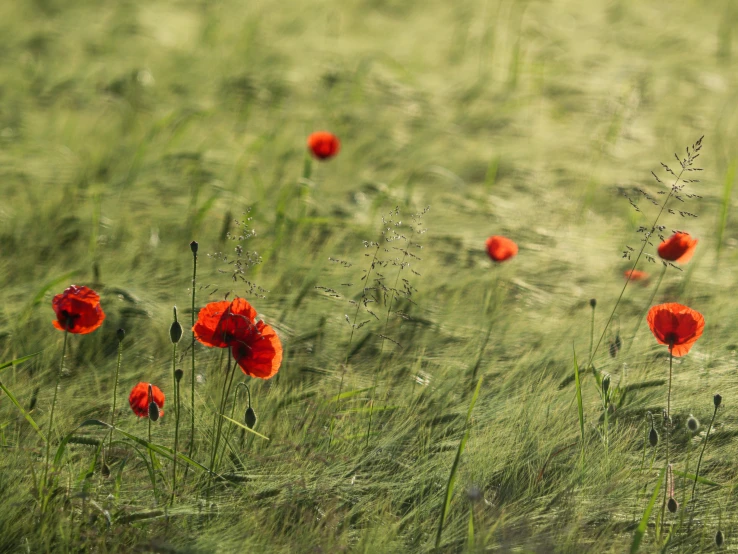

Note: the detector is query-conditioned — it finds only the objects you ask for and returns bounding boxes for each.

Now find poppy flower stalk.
[690,395,720,516]
[647,302,704,531]
[106,328,126,469]
[170,306,182,505]
[43,327,69,490]
[186,240,198,482]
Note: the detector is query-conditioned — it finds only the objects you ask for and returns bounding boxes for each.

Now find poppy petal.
[231,321,283,380]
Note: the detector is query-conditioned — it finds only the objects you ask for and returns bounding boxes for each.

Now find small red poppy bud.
[716,530,724,547]
[307,131,340,161]
[667,497,678,513]
[148,401,160,421]
[117,328,126,342]
[589,298,597,308]
[190,240,199,254]
[714,394,722,408]
[174,369,184,382]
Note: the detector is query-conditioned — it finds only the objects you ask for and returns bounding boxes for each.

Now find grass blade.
[716,159,736,258]
[220,414,271,441]
[573,348,584,446]
[435,375,483,550]
[631,466,666,554]
[0,377,46,441]
[0,351,42,372]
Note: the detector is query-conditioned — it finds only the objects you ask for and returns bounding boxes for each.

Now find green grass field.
[2,0,738,551]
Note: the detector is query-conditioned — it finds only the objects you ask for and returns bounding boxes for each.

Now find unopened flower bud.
[649,427,659,447]
[245,406,257,429]
[148,401,160,421]
[170,321,183,344]
[714,394,722,409]
[667,497,678,513]
[589,298,597,308]
[190,241,199,254]
[174,369,184,382]
[716,530,724,547]
[117,328,126,342]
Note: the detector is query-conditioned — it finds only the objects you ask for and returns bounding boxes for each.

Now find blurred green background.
[2,0,738,551]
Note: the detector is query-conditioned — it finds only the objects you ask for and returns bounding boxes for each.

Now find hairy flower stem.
[660,348,673,533]
[170,344,179,505]
[43,329,68,492]
[589,302,595,367]
[366,249,408,447]
[103,337,124,474]
[185,246,198,480]
[207,350,235,496]
[148,415,157,503]
[626,264,667,354]
[691,403,718,507]
[587,167,684,370]
[329,240,382,447]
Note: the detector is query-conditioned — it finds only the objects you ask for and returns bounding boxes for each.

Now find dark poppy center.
[664,332,679,347]
[59,309,80,330]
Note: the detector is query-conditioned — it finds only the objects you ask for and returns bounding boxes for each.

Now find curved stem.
[626,264,667,354]
[691,404,718,504]
[43,329,69,490]
[587,168,683,369]
[148,415,157,502]
[106,338,123,466]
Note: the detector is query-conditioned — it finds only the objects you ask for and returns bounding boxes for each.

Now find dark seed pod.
[589,298,597,308]
[174,369,184,382]
[667,497,678,513]
[687,416,700,432]
[190,241,199,254]
[649,427,659,447]
[148,401,160,421]
[716,530,724,547]
[714,394,722,408]
[117,328,126,342]
[245,406,257,429]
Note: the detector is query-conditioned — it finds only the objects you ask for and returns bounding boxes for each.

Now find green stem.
[626,264,667,354]
[660,348,673,533]
[43,329,69,490]
[691,404,718,504]
[170,344,179,505]
[107,338,124,465]
[208,349,234,495]
[149,415,157,502]
[587,168,683,369]
[186,246,198,479]
[589,302,595,367]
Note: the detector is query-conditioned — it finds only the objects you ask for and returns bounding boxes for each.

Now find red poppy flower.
[307,131,340,160]
[647,303,705,357]
[52,285,105,334]
[624,269,650,283]
[486,236,518,263]
[194,298,282,380]
[657,232,698,264]
[193,298,258,348]
[129,382,165,418]
[231,320,283,379]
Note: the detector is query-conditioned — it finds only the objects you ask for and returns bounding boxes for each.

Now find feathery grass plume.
[366,206,428,446]
[591,137,704,366]
[320,206,428,446]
